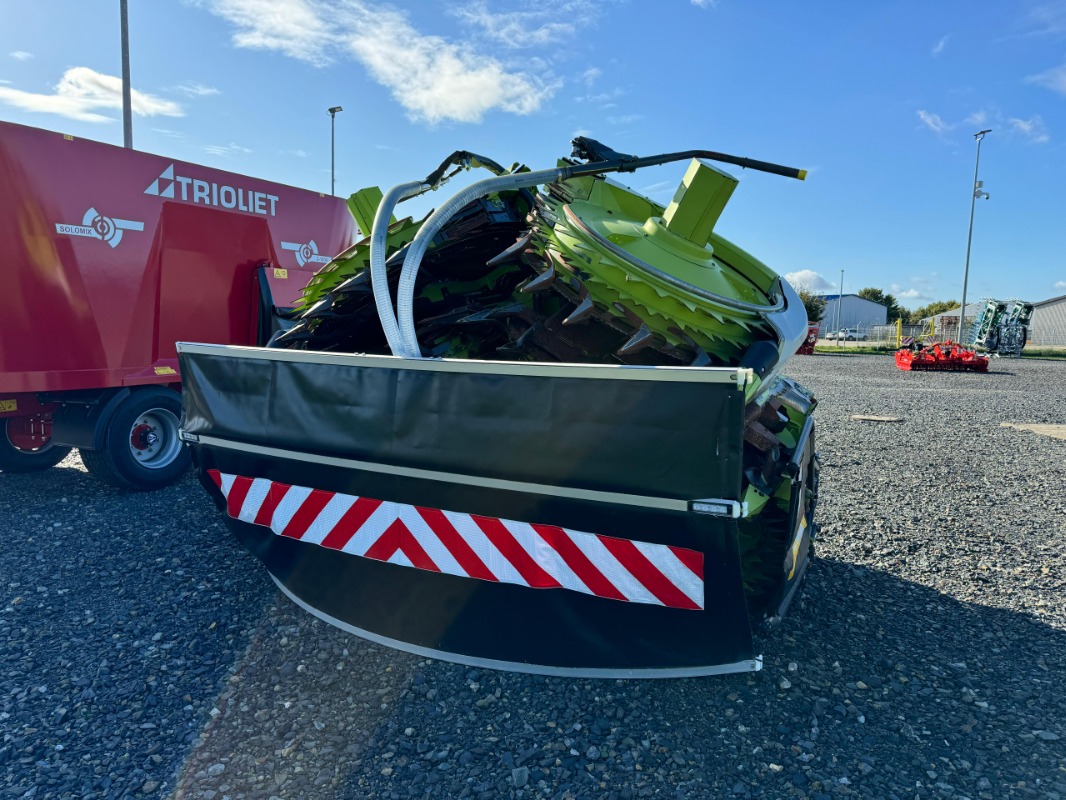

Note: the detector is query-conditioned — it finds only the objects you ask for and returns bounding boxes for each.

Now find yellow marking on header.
[63,134,74,141]
[797,169,807,181]
[274,268,289,279]
[154,366,177,376]
[0,399,17,413]
[786,516,807,581]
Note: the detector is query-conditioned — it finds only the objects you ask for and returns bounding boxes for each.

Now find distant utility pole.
[959,129,992,342]
[835,269,844,345]
[120,0,133,149]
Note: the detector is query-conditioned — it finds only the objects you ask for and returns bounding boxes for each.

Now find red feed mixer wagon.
[0,121,356,488]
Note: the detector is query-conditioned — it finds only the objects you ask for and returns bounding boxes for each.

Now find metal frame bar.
[177,342,752,387]
[183,434,713,512]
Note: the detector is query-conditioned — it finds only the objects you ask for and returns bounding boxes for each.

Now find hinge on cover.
[689,499,747,518]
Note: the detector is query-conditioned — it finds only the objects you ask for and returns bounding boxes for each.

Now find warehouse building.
[1029,294,1066,346]
[817,293,887,336]
[923,302,985,341]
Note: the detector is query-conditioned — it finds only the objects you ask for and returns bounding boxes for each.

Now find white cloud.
[917,109,953,135]
[924,108,1049,144]
[581,67,601,88]
[577,87,624,107]
[1025,63,1066,95]
[606,114,641,125]
[785,270,832,291]
[9,51,32,60]
[176,82,221,97]
[1009,115,1050,143]
[450,0,598,48]
[199,0,557,124]
[200,0,336,66]
[1054,280,1066,290]
[691,0,717,7]
[342,5,556,123]
[931,34,949,56]
[1017,4,1066,38]
[0,79,10,85]
[897,288,929,301]
[284,148,309,157]
[204,142,252,156]
[152,127,185,138]
[0,67,182,123]
[637,180,674,200]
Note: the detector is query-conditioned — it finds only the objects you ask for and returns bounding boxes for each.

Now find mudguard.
[179,342,762,677]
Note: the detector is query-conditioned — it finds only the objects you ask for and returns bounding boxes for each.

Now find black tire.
[81,387,190,490]
[0,417,73,473]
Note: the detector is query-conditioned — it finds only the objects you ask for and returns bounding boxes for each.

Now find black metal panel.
[179,346,756,673]
[194,445,756,672]
[179,349,743,501]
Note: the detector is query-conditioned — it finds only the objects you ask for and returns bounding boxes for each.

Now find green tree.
[905,300,959,325]
[795,286,826,322]
[857,287,905,321]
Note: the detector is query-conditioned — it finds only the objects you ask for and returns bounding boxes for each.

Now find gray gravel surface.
[2,354,1064,800]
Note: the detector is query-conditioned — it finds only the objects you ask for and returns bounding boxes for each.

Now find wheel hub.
[124,408,182,469]
[130,422,160,453]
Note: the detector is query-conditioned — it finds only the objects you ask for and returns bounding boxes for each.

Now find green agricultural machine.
[970,298,1034,357]
[178,139,819,677]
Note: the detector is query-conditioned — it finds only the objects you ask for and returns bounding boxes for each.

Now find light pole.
[835,269,844,345]
[328,106,343,195]
[958,129,991,343]
[120,0,132,148]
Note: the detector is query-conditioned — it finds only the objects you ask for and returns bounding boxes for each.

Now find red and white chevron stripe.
[208,470,704,611]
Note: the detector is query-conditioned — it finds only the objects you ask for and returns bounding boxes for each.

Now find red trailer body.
[0,121,356,487]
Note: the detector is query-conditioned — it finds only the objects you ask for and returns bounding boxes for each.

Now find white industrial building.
[1030,294,1066,346]
[923,302,985,341]
[817,294,887,336]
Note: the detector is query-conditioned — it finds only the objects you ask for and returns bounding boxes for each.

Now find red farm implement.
[895,341,989,372]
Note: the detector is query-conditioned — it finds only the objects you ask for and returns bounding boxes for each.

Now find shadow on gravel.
[4,460,1063,800]
[331,556,1066,800]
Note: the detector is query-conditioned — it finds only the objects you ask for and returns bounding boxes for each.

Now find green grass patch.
[812,345,895,356]
[1020,348,1066,360]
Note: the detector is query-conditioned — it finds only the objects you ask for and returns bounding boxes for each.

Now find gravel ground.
[2,354,1064,800]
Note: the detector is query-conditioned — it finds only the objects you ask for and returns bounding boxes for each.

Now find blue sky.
[2,0,1065,309]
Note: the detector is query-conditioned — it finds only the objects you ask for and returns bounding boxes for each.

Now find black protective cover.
[179,346,757,674]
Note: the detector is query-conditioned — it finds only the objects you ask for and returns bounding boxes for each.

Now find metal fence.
[1028,327,1066,346]
[818,323,920,347]
[817,319,1066,349]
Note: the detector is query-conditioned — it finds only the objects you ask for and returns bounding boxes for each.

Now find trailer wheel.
[81,387,190,490]
[0,416,73,473]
